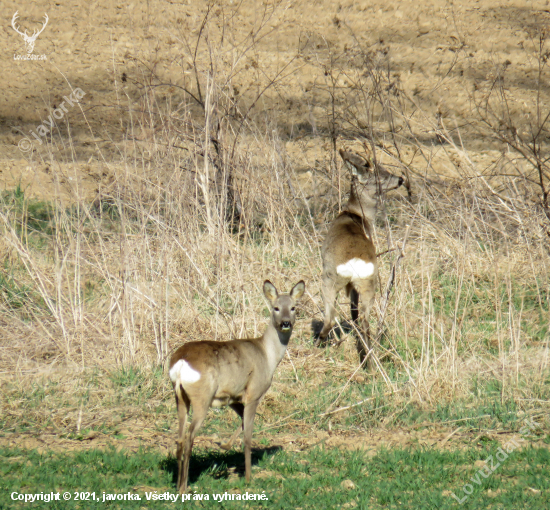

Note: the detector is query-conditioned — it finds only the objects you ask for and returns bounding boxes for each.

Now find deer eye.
[291,307,296,312]
[274,307,280,312]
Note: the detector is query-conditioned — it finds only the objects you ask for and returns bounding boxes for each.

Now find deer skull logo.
[11,11,48,54]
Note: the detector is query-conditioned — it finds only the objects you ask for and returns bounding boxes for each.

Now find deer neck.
[259,321,292,374]
[344,180,377,225]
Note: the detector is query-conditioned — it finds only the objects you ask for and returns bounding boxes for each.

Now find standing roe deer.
[169,280,305,493]
[316,148,403,370]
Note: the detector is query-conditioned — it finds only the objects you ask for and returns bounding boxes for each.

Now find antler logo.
[11,11,48,54]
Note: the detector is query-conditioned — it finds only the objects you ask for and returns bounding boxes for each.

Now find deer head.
[12,11,48,54]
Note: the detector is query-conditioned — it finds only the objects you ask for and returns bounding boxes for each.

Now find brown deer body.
[169,280,305,493]
[316,149,403,370]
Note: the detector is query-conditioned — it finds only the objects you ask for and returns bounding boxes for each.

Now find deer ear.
[290,280,305,301]
[263,280,278,304]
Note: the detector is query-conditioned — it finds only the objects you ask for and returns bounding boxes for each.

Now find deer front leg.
[242,400,260,483]
[220,403,244,450]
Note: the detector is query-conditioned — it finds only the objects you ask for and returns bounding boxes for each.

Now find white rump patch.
[337,258,375,281]
[169,359,201,384]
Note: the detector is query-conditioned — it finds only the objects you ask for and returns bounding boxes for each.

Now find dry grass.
[1,1,549,443]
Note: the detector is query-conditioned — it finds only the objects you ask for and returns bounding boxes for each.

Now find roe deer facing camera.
[169,280,305,493]
[316,148,403,370]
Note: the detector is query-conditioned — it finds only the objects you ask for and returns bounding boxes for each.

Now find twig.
[359,222,413,368]
[321,397,375,417]
[441,426,462,444]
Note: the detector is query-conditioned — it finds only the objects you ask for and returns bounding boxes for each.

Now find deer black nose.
[281,321,292,330]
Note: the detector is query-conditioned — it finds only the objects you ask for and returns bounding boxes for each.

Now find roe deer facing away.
[169,280,305,493]
[316,148,403,371]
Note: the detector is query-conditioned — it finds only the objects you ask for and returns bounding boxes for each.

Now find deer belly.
[211,394,243,408]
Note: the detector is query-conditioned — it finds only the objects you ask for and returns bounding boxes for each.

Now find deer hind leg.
[220,403,244,450]
[317,277,344,346]
[175,386,190,492]
[349,285,359,323]
[242,399,260,483]
[355,278,376,371]
[180,396,210,494]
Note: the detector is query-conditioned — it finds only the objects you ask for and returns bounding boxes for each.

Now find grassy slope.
[2,444,549,509]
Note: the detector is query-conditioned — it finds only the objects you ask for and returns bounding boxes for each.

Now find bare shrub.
[1,2,549,435]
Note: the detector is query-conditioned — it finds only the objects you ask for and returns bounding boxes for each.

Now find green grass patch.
[431,273,549,324]
[0,258,49,318]
[1,184,54,239]
[1,444,549,509]
[2,363,545,442]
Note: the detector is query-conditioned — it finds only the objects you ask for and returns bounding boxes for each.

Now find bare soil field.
[3,0,550,200]
[1,0,550,498]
